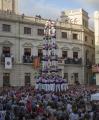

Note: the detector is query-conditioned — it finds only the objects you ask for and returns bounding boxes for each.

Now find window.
[38,29,44,36]
[92,40,94,45]
[62,51,67,58]
[2,24,11,32]
[23,48,32,63]
[24,27,31,35]
[73,52,78,58]
[74,73,79,83]
[92,54,94,64]
[83,19,88,28]
[64,73,68,81]
[3,73,10,86]
[24,48,31,56]
[2,47,10,57]
[73,33,78,40]
[85,36,88,41]
[25,73,31,86]
[38,49,43,61]
[61,32,67,38]
[38,49,42,57]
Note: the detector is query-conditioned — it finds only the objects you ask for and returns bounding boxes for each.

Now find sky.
[19,0,99,27]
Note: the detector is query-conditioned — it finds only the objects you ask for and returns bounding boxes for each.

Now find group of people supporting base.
[35,75,68,92]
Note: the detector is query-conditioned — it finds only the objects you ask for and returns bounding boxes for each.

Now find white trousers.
[45,83,47,91]
[56,84,60,92]
[48,84,51,91]
[61,83,64,91]
[35,83,39,90]
[46,84,50,91]
[39,83,42,90]
[63,83,68,91]
[50,84,55,92]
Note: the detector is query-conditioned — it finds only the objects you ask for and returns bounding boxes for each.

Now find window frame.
[25,73,31,86]
[73,33,78,40]
[64,73,68,81]
[73,52,78,58]
[92,39,94,45]
[24,27,31,35]
[3,73,10,86]
[61,32,67,39]
[38,29,44,36]
[24,48,31,56]
[85,36,88,42]
[2,24,11,32]
[62,50,68,58]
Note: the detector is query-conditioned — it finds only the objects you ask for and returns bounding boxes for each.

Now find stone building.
[0,0,18,14]
[94,11,99,86]
[0,0,95,87]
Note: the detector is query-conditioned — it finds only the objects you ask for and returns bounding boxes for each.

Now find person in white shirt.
[69,112,79,120]
[67,102,72,114]
[0,111,6,120]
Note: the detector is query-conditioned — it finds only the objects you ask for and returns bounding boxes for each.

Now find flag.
[5,57,12,69]
[97,64,99,72]
[92,64,99,73]
[34,57,40,69]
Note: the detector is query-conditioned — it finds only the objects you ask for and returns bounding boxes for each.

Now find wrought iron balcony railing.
[23,55,33,63]
[64,57,82,64]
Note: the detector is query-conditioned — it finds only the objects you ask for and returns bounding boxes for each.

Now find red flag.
[34,57,40,69]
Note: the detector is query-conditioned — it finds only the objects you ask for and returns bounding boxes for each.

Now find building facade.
[0,2,95,87]
[0,0,18,14]
[94,11,99,85]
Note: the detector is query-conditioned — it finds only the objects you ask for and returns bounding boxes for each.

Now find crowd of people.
[0,85,98,120]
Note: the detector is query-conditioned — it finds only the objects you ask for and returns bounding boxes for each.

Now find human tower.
[36,20,68,92]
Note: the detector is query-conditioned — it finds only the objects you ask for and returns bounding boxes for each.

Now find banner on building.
[92,64,99,73]
[5,57,12,69]
[33,57,40,69]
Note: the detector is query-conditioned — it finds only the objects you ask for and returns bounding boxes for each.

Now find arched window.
[24,48,31,56]
[62,51,67,59]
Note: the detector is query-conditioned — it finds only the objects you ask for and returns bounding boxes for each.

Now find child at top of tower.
[45,20,51,28]
[51,21,56,38]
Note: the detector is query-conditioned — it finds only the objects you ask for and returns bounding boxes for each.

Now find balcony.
[1,54,14,63]
[64,57,82,65]
[58,59,64,64]
[72,58,82,64]
[23,55,33,63]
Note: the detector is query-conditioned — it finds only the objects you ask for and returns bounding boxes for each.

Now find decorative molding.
[37,42,43,48]
[61,45,70,50]
[0,40,13,46]
[72,47,80,51]
[23,42,33,47]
